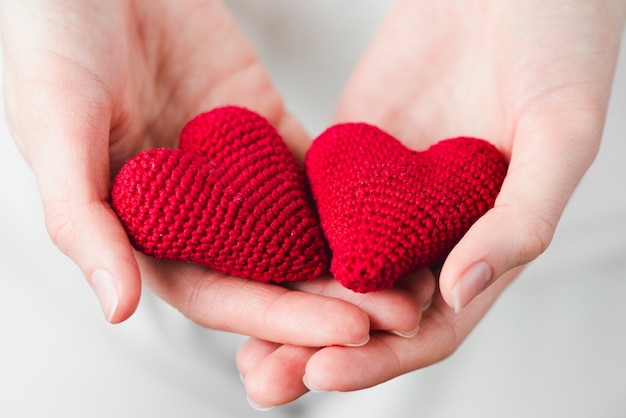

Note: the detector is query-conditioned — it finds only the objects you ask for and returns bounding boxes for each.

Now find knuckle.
[43,202,75,256]
[497,202,557,267]
[518,213,556,264]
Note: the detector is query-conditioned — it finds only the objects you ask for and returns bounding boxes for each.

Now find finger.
[0,3,141,323]
[291,270,436,337]
[133,0,314,162]
[240,343,317,410]
[439,104,607,312]
[236,338,281,380]
[303,268,520,392]
[394,268,438,313]
[138,255,371,347]
[7,88,141,323]
[438,3,625,312]
[236,338,310,409]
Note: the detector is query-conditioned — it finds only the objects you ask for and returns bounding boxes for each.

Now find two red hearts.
[111,106,508,292]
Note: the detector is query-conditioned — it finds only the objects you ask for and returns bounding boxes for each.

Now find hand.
[0,0,431,350]
[333,0,625,312]
[0,0,287,322]
[238,268,437,409]
[237,0,625,408]
[239,267,518,409]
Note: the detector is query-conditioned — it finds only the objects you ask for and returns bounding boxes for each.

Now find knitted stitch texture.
[305,123,508,293]
[111,106,328,283]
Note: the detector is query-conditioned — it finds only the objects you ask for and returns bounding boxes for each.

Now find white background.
[1,2,624,417]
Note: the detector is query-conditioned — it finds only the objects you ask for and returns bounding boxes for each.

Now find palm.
[6,0,433,350]
[2,0,322,326]
[335,0,620,154]
[4,0,294,175]
[106,0,296,173]
[335,0,622,306]
[335,2,505,149]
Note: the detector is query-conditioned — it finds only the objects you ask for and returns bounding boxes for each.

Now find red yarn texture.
[305,123,508,293]
[111,106,328,283]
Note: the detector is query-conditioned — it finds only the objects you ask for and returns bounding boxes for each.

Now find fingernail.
[246,395,273,412]
[343,334,370,347]
[452,262,492,313]
[91,269,119,323]
[421,298,433,312]
[302,375,325,393]
[389,325,419,338]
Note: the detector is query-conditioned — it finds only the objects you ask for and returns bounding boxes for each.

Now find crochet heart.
[110,106,328,283]
[305,123,508,293]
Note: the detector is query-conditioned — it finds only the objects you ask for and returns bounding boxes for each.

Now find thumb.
[439,106,603,312]
[1,0,141,323]
[9,89,141,323]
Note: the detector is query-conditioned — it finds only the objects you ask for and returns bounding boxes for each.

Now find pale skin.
[238,0,626,408]
[0,0,430,349]
[1,0,624,411]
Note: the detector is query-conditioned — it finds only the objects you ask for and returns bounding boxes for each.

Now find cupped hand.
[0,0,305,324]
[238,0,625,408]
[334,0,625,312]
[0,0,433,350]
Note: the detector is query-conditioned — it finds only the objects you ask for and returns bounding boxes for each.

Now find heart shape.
[110,106,328,283]
[305,123,508,293]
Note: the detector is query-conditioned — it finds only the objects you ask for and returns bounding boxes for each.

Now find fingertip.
[372,291,421,337]
[90,269,120,323]
[380,269,436,335]
[323,299,371,347]
[388,326,420,339]
[304,346,357,392]
[85,208,142,324]
[439,202,552,311]
[274,279,372,346]
[89,261,141,324]
[246,395,274,412]
[342,333,371,347]
[438,214,498,311]
[449,261,492,313]
[236,338,280,380]
[293,275,426,339]
[238,286,373,347]
[46,199,142,323]
[244,345,316,409]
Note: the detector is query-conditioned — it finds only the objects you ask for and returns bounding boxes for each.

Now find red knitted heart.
[111,106,328,283]
[305,123,508,293]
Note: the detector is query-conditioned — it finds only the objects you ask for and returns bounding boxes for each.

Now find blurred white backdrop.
[1,2,624,417]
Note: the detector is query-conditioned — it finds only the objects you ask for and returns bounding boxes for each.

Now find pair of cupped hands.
[1,0,624,409]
